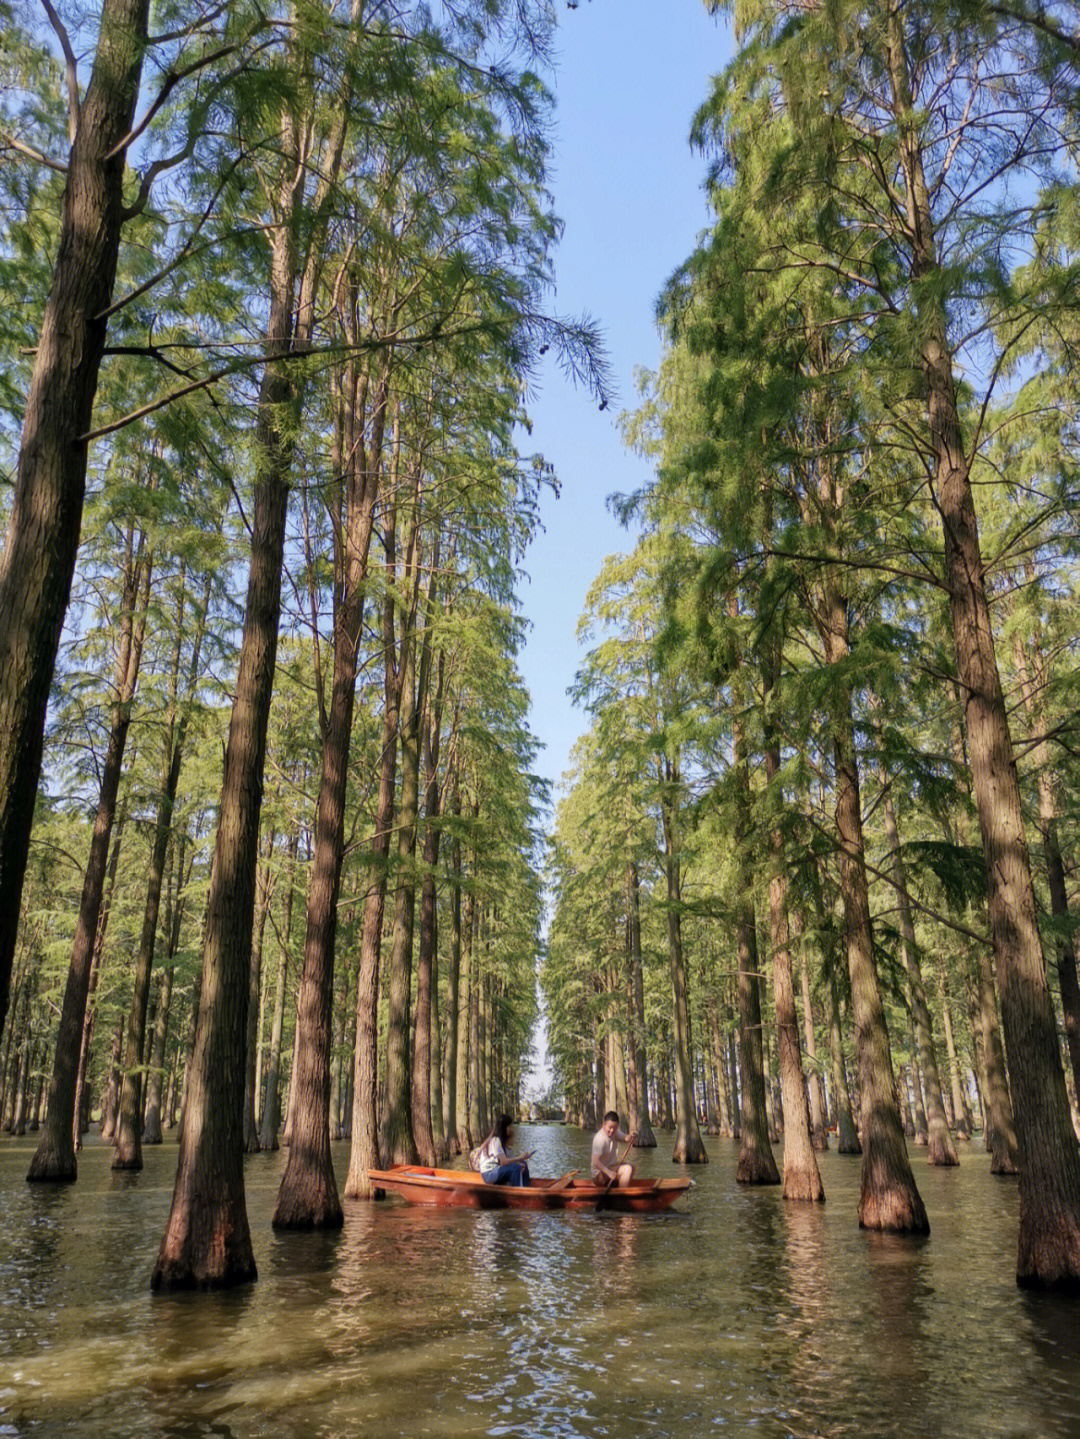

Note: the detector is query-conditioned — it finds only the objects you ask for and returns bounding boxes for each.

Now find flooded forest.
[2,0,1080,1432]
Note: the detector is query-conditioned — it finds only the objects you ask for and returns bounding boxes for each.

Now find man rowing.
[591,1111,638,1187]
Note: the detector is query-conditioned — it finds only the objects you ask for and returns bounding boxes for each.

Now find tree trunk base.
[152,1247,258,1291]
[633,1123,657,1148]
[111,1152,144,1172]
[272,1154,344,1229]
[672,1133,709,1164]
[152,1200,257,1291]
[782,1167,825,1202]
[343,1174,385,1201]
[736,1141,779,1184]
[26,1143,77,1183]
[991,1152,1020,1176]
[112,1131,143,1170]
[927,1131,959,1167]
[1016,1215,1080,1289]
[858,1182,930,1233]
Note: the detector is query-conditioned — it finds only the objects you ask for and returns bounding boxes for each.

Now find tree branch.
[39,0,81,140]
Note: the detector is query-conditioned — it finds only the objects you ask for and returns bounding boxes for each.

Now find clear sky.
[516,1,734,803]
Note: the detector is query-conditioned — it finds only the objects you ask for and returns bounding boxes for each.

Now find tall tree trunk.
[735,897,778,1184]
[99,1013,125,1141]
[873,730,957,1166]
[443,781,463,1152]
[342,604,400,1200]
[455,884,477,1151]
[798,944,828,1151]
[827,968,861,1154]
[142,967,174,1146]
[379,466,424,1169]
[819,583,926,1231]
[276,363,385,1226]
[906,1006,928,1147]
[660,762,707,1165]
[467,908,484,1145]
[0,0,153,1038]
[727,1013,741,1139]
[73,786,130,1150]
[241,834,275,1155]
[29,534,149,1181]
[972,942,1020,1173]
[144,833,188,1144]
[946,717,1019,1173]
[260,829,298,1152]
[762,645,822,1200]
[709,1001,732,1137]
[412,569,445,1168]
[382,650,421,1165]
[940,972,970,1141]
[626,861,656,1145]
[152,203,303,1287]
[115,575,206,1170]
[1013,633,1080,1111]
[887,0,1080,1283]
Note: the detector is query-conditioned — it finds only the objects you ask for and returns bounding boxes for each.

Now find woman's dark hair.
[494,1113,513,1146]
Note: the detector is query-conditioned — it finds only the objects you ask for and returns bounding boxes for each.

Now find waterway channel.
[2,1124,1079,1438]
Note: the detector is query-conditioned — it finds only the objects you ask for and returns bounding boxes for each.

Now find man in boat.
[591,1112,638,1188]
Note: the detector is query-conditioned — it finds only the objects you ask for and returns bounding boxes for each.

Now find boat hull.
[366,1165,691,1213]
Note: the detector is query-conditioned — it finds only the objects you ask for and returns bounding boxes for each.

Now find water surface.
[2,1126,1078,1438]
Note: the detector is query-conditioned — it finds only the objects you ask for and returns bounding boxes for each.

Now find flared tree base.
[26,1139,77,1183]
[112,1135,143,1172]
[737,1143,780,1185]
[1017,1223,1080,1288]
[837,1117,862,1155]
[672,1131,709,1164]
[633,1122,658,1149]
[927,1129,959,1167]
[782,1165,825,1202]
[152,1247,258,1292]
[272,1155,344,1229]
[858,1181,930,1234]
[152,1212,258,1291]
[1015,1168,1080,1288]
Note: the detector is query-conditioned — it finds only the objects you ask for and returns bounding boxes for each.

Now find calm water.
[2,1125,1079,1438]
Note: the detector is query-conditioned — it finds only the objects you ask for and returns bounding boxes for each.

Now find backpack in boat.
[468,1141,486,1172]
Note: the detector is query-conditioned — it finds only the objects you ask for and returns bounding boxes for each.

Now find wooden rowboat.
[366,1165,692,1213]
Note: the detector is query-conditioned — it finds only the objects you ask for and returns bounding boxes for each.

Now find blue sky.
[516,2,734,804]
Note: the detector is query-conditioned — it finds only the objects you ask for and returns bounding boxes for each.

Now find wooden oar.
[596,1138,635,1210]
[547,1169,580,1192]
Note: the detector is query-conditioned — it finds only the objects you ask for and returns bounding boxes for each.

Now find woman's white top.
[479,1137,506,1174]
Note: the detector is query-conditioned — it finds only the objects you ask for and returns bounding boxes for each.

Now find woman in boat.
[478,1115,532,1187]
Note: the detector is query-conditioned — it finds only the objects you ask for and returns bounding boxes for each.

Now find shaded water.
[2,1125,1079,1438]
